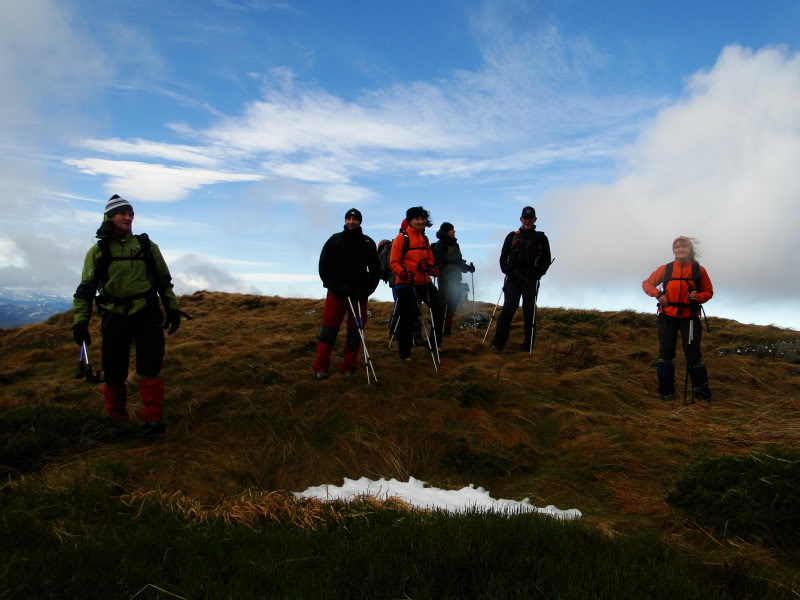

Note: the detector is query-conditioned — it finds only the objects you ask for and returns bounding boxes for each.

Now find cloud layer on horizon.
[543,45,800,307]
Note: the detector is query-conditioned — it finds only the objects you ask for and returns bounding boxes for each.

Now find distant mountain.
[0,290,72,329]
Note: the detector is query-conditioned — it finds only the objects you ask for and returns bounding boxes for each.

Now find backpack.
[94,233,163,312]
[661,260,702,311]
[378,230,427,285]
[507,230,545,271]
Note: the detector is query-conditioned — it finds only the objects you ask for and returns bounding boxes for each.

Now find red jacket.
[642,260,713,318]
[389,225,435,285]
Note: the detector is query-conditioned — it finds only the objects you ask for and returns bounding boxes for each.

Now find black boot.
[690,363,712,402]
[656,360,675,400]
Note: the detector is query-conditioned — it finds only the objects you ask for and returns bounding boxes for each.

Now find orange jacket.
[389,226,435,285]
[642,260,713,318]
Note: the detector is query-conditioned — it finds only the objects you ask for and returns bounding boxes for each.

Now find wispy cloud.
[80,138,224,168]
[63,158,263,202]
[63,9,666,205]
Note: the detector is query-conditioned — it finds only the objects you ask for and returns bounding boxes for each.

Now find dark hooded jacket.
[432,232,469,284]
[319,225,381,298]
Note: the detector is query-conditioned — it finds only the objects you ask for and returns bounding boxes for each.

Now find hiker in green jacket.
[72,195,182,435]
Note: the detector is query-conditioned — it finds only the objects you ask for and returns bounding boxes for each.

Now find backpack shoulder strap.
[136,233,159,285]
[692,261,701,286]
[661,262,673,291]
[95,238,112,284]
[401,231,410,257]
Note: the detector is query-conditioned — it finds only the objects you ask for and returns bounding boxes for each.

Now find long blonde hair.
[672,236,700,262]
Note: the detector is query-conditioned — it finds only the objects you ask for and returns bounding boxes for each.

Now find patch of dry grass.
[2,290,799,578]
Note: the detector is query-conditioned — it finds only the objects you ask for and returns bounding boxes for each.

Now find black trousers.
[492,275,538,349]
[102,307,165,386]
[657,314,703,365]
[396,283,443,356]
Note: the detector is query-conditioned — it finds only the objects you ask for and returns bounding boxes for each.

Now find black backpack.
[507,230,545,270]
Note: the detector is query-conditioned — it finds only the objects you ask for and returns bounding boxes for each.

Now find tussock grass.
[0,474,781,600]
[668,446,800,555]
[0,404,130,473]
[1,291,799,594]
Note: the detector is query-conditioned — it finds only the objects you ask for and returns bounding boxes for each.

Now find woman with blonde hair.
[642,236,713,402]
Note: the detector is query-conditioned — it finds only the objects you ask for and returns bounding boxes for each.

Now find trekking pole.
[529,279,540,355]
[442,302,448,339]
[388,315,400,349]
[528,260,553,354]
[387,298,399,338]
[684,307,695,405]
[471,271,476,334]
[426,288,441,364]
[347,297,378,385]
[78,341,103,383]
[482,283,505,343]
[387,296,401,347]
[412,287,438,372]
[355,298,379,384]
[76,343,87,379]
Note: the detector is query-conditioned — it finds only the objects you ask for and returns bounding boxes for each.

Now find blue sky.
[1,0,799,329]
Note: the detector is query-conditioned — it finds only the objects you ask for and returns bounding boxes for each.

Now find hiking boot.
[519,341,533,353]
[141,421,165,436]
[661,394,674,401]
[343,370,355,377]
[443,328,452,336]
[689,363,712,403]
[399,352,411,360]
[490,345,503,354]
[314,372,329,381]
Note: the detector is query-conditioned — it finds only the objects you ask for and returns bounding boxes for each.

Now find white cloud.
[544,45,800,308]
[0,1,109,144]
[0,235,85,290]
[80,138,224,168]
[170,254,262,295]
[63,158,263,203]
[239,273,318,282]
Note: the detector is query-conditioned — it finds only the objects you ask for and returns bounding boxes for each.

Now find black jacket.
[432,233,469,283]
[499,227,551,280]
[319,226,381,299]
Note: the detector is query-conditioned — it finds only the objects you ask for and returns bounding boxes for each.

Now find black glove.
[72,322,90,346]
[467,262,476,273]
[164,311,181,335]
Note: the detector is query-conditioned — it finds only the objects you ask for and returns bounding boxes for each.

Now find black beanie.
[438,222,454,233]
[345,207,362,222]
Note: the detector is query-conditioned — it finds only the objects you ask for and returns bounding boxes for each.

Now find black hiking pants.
[657,314,702,365]
[395,283,443,357]
[492,275,538,349]
[102,307,165,386]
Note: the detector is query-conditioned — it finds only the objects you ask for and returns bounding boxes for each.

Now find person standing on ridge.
[390,206,444,360]
[72,195,183,435]
[313,208,380,380]
[491,206,551,353]
[642,236,714,402]
[432,222,474,336]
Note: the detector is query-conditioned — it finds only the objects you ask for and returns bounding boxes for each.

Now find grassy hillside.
[1,291,799,597]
